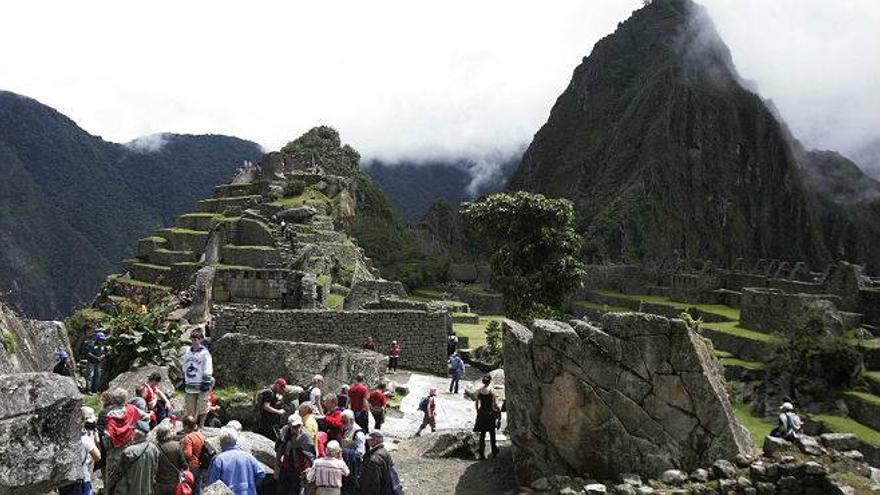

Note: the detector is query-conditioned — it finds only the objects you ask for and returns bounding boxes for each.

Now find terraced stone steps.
[158,228,209,252]
[148,248,195,265]
[177,213,223,231]
[213,182,260,199]
[220,244,280,268]
[129,262,171,285]
[197,195,263,213]
[842,391,880,432]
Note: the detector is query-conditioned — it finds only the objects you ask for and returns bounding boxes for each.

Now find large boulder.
[108,365,174,397]
[211,333,386,393]
[0,373,83,493]
[464,368,505,402]
[0,303,73,375]
[202,428,276,471]
[503,313,753,484]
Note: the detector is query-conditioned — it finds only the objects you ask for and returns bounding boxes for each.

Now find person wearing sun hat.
[85,331,107,393]
[771,401,803,441]
[53,350,74,377]
[277,413,316,495]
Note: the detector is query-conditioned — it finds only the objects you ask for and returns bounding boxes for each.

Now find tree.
[461,191,586,324]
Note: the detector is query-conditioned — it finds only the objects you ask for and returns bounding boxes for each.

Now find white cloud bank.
[0,1,877,169]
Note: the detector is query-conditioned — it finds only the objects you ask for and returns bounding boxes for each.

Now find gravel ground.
[378,368,520,495]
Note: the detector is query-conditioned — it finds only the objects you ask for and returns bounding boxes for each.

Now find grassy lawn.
[720,357,765,370]
[269,188,329,207]
[107,275,171,291]
[844,390,880,406]
[223,244,277,251]
[325,293,344,310]
[733,403,774,446]
[163,227,209,235]
[703,321,781,344]
[863,371,880,386]
[813,413,880,447]
[454,315,504,349]
[593,290,741,321]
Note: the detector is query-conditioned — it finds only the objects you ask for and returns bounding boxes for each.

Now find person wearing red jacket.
[348,374,370,433]
[387,340,401,372]
[317,393,344,442]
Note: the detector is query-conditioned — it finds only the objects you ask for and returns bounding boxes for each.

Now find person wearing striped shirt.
[306,441,349,495]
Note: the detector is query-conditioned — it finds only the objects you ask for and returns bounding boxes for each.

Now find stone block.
[0,373,82,494]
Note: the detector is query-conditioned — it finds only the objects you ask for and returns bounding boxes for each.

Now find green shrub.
[485,320,503,366]
[284,179,306,198]
[1,329,16,354]
[102,300,183,382]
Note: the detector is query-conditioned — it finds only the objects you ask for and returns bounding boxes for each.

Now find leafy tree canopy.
[461,191,585,324]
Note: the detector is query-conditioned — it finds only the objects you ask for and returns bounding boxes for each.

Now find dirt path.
[379,369,520,495]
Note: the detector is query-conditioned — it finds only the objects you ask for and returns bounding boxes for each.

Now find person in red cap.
[256,378,288,440]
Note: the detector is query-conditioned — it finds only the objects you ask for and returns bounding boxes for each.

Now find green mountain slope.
[507,0,829,268]
[0,91,262,318]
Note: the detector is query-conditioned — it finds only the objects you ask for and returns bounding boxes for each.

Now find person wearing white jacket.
[182,328,213,426]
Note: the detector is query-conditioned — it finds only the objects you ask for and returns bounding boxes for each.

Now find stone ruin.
[503,312,753,483]
[0,304,83,494]
[86,126,449,382]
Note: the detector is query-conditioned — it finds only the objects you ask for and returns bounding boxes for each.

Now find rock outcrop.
[0,302,72,375]
[503,313,752,483]
[0,373,83,493]
[211,333,386,391]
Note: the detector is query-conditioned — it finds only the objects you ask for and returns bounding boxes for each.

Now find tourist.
[207,428,266,495]
[447,333,458,356]
[154,423,189,495]
[205,389,222,428]
[53,350,74,377]
[309,375,326,414]
[132,384,156,425]
[84,332,106,393]
[348,374,370,433]
[448,352,465,394]
[276,414,316,495]
[473,374,500,459]
[306,440,349,495]
[256,377,288,440]
[103,387,150,494]
[144,371,171,424]
[59,407,102,495]
[337,384,350,409]
[182,415,207,495]
[414,388,437,437]
[115,421,160,495]
[359,432,395,495]
[318,393,345,442]
[339,410,366,495]
[771,402,803,441]
[387,341,400,372]
[362,336,376,352]
[298,402,320,446]
[225,420,243,432]
[367,383,389,431]
[182,329,213,427]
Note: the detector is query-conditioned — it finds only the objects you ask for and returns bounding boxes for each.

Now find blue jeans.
[192,466,202,495]
[86,362,101,393]
[449,376,461,394]
[59,481,91,495]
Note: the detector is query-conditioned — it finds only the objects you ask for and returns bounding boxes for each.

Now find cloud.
[124,133,169,153]
[0,0,877,176]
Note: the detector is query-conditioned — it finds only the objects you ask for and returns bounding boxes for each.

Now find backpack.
[299,385,314,404]
[384,464,404,495]
[199,438,216,469]
[254,388,271,414]
[417,397,429,412]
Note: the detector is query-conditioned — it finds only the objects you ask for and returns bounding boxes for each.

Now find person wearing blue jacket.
[207,428,266,495]
[448,352,465,394]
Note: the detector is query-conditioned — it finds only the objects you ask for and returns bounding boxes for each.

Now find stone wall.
[212,306,449,373]
[342,280,407,310]
[450,286,504,314]
[740,288,860,335]
[0,373,82,493]
[581,264,663,294]
[212,268,310,309]
[503,313,752,483]
[862,288,880,326]
[211,333,386,391]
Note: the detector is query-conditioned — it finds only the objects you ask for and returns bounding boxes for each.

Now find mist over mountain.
[363,155,519,224]
[0,91,262,318]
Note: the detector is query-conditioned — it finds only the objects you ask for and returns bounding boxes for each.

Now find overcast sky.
[1,0,878,168]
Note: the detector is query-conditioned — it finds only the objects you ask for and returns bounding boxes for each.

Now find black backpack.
[299,385,314,404]
[199,439,217,469]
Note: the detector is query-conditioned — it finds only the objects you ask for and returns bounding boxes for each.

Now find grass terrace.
[593,289,741,321]
[270,188,330,208]
[720,357,765,370]
[703,321,781,344]
[733,403,774,447]
[454,314,504,349]
[572,300,630,313]
[812,413,880,447]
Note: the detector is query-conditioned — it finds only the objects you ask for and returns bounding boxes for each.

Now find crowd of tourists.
[57,325,510,494]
